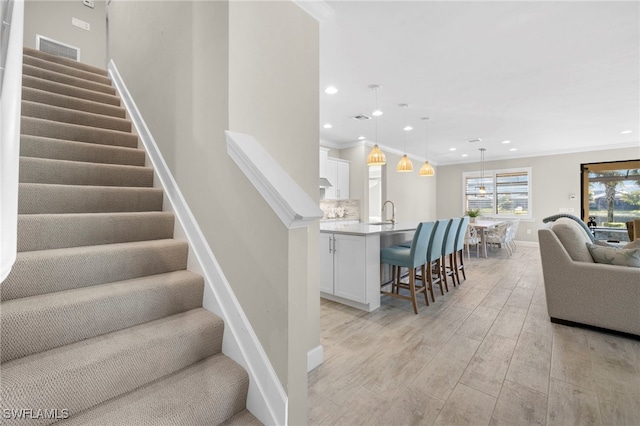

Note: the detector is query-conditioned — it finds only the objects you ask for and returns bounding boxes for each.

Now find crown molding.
[294,0,334,23]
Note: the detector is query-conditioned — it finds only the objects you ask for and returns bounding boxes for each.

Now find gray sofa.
[538,218,640,336]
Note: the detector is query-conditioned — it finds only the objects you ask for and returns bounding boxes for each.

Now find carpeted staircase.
[0,47,261,426]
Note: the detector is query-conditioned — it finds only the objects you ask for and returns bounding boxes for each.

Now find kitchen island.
[319,222,419,311]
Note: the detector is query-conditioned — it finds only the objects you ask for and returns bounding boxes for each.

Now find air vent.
[352,114,372,121]
[467,138,483,143]
[36,35,80,61]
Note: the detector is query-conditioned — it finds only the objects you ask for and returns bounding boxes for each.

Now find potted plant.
[466,209,480,223]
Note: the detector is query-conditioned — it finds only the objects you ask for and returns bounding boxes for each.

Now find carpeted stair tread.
[22,74,121,106]
[17,212,174,252]
[23,63,116,95]
[220,409,264,426]
[62,354,252,426]
[19,157,154,187]
[22,86,126,118]
[20,135,146,166]
[1,270,204,362]
[22,99,130,132]
[1,239,188,301]
[1,308,224,425]
[22,100,131,132]
[18,183,163,214]
[21,116,138,148]
[23,54,112,85]
[24,46,108,77]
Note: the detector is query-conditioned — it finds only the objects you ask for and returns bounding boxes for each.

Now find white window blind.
[463,167,532,219]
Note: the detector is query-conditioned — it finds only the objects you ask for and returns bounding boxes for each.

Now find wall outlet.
[526,229,531,235]
[72,17,90,31]
[83,0,95,8]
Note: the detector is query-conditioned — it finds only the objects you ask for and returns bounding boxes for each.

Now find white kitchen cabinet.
[319,232,380,311]
[319,148,329,178]
[324,158,350,200]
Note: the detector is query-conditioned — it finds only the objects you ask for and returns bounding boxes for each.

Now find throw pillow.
[552,218,594,263]
[586,243,640,268]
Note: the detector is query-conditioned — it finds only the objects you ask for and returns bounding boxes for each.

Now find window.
[463,167,532,219]
[581,160,640,242]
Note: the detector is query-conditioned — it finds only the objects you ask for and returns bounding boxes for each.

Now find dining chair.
[465,225,481,258]
[380,222,434,314]
[453,216,470,283]
[506,219,519,253]
[484,222,512,257]
[442,217,462,288]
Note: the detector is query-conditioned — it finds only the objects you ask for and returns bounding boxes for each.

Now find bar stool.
[423,219,448,299]
[380,222,433,314]
[442,217,462,289]
[454,216,470,283]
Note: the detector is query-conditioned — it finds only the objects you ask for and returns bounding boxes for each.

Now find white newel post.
[0,0,24,282]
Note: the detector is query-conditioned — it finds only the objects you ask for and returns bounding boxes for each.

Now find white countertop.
[320,221,420,235]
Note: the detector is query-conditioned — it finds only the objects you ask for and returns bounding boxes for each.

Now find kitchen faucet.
[382,200,396,224]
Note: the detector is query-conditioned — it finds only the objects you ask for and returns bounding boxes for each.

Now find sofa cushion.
[586,243,640,268]
[551,218,594,262]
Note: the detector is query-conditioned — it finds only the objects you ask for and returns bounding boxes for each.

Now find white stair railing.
[0,0,24,282]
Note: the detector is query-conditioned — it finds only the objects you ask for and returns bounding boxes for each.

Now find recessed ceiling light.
[323,123,332,129]
[324,86,338,95]
[510,148,517,151]
[358,136,365,140]
[372,110,383,117]
[404,126,413,131]
[462,154,469,157]
[621,130,633,134]
[449,148,457,151]
[502,140,511,144]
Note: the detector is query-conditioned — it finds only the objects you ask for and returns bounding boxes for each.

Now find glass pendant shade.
[396,154,413,172]
[419,160,434,176]
[367,144,386,166]
[478,185,486,194]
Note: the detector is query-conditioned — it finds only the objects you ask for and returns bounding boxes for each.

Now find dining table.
[471,219,507,258]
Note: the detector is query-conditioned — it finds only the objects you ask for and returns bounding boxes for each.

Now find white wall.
[383,151,438,222]
[436,147,640,242]
[24,0,107,67]
[107,1,318,423]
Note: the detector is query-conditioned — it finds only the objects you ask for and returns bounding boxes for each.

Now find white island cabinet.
[319,222,418,312]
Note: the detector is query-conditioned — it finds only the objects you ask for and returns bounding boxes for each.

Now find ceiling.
[318,1,640,165]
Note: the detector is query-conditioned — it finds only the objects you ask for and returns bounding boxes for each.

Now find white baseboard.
[514,240,539,247]
[307,345,324,372]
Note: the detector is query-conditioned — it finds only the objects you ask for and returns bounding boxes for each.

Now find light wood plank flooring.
[308,244,640,425]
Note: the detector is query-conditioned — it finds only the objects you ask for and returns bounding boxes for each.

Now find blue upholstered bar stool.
[453,216,470,283]
[441,217,462,289]
[424,219,448,298]
[380,222,433,314]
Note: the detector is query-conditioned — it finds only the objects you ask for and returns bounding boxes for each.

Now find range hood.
[319,177,333,188]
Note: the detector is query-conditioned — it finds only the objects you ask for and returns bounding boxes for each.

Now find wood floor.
[308,244,640,426]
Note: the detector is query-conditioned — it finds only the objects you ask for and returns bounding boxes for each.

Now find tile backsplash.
[320,199,360,220]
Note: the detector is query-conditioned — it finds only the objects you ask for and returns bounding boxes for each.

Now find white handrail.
[0,0,24,283]
[226,131,323,229]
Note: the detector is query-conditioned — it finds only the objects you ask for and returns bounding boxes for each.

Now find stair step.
[22,75,121,106]
[19,157,153,187]
[0,308,223,424]
[23,63,115,95]
[23,54,112,86]
[61,354,249,426]
[17,212,174,252]
[21,116,138,148]
[1,270,204,362]
[22,87,126,118]
[1,239,188,301]
[18,183,163,214]
[24,46,108,77]
[21,100,132,132]
[20,135,146,166]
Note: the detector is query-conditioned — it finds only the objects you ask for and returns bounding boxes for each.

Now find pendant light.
[396,104,413,172]
[478,148,487,195]
[367,85,386,166]
[419,117,435,177]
